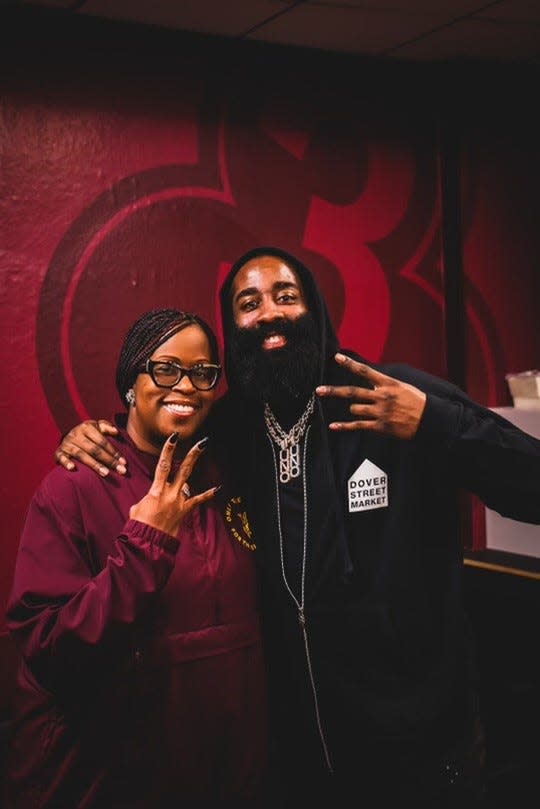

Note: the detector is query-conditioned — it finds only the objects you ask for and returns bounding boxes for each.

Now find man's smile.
[262,334,287,350]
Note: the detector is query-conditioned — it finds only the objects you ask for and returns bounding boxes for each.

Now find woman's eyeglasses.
[138,360,221,391]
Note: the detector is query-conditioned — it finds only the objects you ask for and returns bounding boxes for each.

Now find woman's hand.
[55,420,127,476]
[129,434,217,536]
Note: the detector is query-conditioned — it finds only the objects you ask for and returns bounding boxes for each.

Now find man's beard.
[228,313,320,419]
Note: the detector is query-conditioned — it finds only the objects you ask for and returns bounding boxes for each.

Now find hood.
[219,246,340,393]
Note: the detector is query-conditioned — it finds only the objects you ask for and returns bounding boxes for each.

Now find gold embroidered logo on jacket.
[224,496,256,551]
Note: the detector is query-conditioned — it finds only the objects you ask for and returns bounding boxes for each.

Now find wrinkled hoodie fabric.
[5,423,267,809]
[217,246,540,807]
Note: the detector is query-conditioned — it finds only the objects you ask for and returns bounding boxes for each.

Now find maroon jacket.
[5,429,267,808]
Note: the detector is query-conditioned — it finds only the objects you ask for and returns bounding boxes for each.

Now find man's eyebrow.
[234,286,258,303]
[233,280,300,304]
[273,281,299,292]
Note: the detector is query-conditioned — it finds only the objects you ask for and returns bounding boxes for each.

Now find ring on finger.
[181,483,191,498]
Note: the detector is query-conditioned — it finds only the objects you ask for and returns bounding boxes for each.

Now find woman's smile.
[162,399,200,418]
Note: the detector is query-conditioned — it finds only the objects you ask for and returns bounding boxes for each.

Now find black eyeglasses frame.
[137,359,221,391]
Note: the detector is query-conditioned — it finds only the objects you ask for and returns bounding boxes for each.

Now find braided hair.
[115,308,219,406]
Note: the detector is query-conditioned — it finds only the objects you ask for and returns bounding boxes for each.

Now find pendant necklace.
[264,393,315,483]
[265,399,334,772]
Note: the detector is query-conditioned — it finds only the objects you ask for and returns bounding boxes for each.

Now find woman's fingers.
[182,485,221,511]
[130,436,217,536]
[149,433,179,494]
[174,439,218,514]
[171,436,209,492]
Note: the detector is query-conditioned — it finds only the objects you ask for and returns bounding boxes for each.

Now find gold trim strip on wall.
[464,557,540,581]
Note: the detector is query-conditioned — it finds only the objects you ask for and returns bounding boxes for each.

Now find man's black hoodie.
[216,246,540,796]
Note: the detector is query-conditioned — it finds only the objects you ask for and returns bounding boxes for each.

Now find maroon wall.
[1,10,539,706]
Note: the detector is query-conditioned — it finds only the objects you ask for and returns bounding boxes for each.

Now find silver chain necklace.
[266,425,334,774]
[264,393,316,483]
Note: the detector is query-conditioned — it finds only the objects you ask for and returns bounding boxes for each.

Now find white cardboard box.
[484,407,540,558]
[506,371,540,409]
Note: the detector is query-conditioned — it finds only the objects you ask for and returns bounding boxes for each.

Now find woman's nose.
[173,373,196,393]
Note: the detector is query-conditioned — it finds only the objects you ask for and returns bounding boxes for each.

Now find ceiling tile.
[473,0,540,23]
[247,5,463,54]
[391,17,540,62]
[305,0,483,12]
[22,0,75,6]
[80,0,293,37]
[20,0,540,63]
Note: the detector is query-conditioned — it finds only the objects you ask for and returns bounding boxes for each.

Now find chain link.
[264,394,316,450]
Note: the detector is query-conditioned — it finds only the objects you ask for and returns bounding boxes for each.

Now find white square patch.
[348,459,388,513]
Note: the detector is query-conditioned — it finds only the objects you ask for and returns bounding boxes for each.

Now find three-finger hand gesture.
[129,435,218,536]
[316,353,427,440]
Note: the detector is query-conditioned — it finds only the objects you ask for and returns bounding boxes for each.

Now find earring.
[125,388,136,407]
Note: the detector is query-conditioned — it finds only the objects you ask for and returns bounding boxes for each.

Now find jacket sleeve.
[6,473,179,696]
[416,387,540,524]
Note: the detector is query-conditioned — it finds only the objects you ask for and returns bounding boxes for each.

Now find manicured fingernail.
[116,464,127,475]
[335,353,347,362]
[316,386,327,394]
[213,485,222,493]
[196,436,209,451]
[118,456,127,465]
[98,466,109,477]
[169,432,179,444]
[66,461,75,470]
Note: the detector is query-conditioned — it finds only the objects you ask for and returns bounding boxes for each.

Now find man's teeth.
[264,335,284,345]
[164,404,195,414]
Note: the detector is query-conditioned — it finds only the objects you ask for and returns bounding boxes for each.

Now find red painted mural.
[36,95,443,434]
[1,20,539,660]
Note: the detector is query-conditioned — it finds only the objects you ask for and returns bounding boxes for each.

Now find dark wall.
[464,561,539,808]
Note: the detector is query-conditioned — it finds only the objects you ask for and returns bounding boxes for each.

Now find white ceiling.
[26,0,540,63]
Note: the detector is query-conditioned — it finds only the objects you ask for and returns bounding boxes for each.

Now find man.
[55,247,540,808]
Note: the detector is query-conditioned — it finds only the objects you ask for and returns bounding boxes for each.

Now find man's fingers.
[329,419,379,432]
[60,421,126,473]
[78,421,114,446]
[96,420,119,436]
[333,354,392,386]
[327,401,379,430]
[56,444,111,476]
[82,425,125,470]
[316,384,378,401]
[55,449,75,471]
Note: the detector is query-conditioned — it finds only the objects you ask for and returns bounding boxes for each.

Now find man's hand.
[316,353,427,440]
[55,420,127,476]
[130,434,217,536]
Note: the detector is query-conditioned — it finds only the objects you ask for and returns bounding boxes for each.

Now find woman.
[5,309,267,809]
